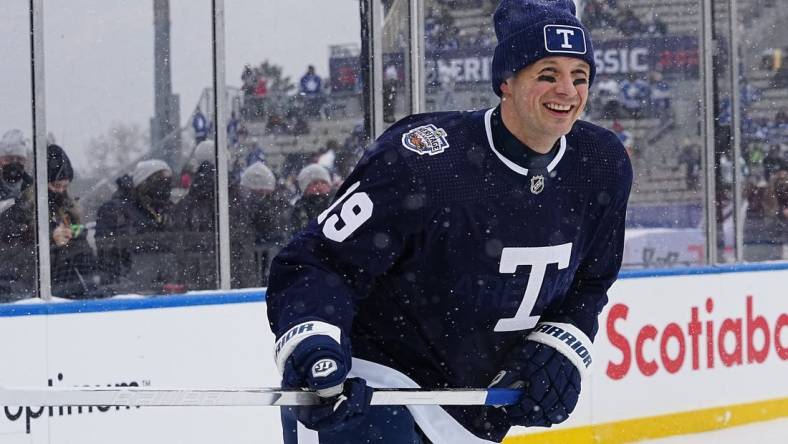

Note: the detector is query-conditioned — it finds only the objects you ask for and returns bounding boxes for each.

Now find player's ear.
[500,80,511,96]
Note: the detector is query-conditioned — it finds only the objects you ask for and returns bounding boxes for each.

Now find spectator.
[193,107,209,145]
[594,76,622,119]
[176,140,217,233]
[774,63,788,89]
[179,164,193,190]
[678,138,702,191]
[583,0,617,29]
[245,143,267,167]
[174,140,220,290]
[383,64,399,123]
[231,162,291,287]
[238,161,281,241]
[648,71,672,117]
[748,170,788,259]
[241,64,256,97]
[0,129,35,300]
[745,180,769,220]
[773,172,788,224]
[95,159,176,294]
[299,65,322,95]
[643,12,667,36]
[337,124,366,179]
[227,111,241,148]
[254,73,268,97]
[612,121,635,159]
[316,142,337,174]
[290,163,333,234]
[113,174,134,203]
[0,129,32,204]
[285,105,309,135]
[300,65,325,119]
[46,144,99,298]
[619,76,651,118]
[618,9,644,36]
[763,144,787,181]
[775,108,788,126]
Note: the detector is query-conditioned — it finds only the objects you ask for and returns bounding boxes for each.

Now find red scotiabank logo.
[606,295,788,379]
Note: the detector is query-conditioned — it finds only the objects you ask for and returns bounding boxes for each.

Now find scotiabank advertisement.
[594,270,788,423]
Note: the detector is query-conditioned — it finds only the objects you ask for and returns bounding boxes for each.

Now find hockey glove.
[490,322,593,428]
[275,321,373,432]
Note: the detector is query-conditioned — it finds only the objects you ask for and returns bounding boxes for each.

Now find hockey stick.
[0,386,521,407]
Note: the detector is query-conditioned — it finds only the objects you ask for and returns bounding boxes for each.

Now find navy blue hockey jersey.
[267,108,632,443]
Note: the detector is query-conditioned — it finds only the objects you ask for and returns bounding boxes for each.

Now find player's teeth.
[546,103,571,111]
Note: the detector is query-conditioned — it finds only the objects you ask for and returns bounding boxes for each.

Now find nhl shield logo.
[401,124,449,156]
[530,175,545,195]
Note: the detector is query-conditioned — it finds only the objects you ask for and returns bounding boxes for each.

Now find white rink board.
[0,299,284,444]
[0,268,785,443]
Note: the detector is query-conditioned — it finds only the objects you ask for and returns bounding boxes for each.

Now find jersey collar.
[483,107,567,177]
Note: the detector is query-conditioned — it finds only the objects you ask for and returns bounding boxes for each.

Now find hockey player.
[267,0,632,442]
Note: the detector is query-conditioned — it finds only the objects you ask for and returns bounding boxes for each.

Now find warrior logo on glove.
[311,359,338,378]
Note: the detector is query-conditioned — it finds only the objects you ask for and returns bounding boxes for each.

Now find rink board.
[0,267,785,443]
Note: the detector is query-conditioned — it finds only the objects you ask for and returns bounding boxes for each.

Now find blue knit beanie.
[491,0,596,96]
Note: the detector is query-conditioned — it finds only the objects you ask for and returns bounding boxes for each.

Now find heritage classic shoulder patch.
[401,124,450,156]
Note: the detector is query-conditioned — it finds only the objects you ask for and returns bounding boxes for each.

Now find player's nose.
[553,75,577,97]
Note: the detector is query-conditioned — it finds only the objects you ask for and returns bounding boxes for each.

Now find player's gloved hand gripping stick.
[489,322,593,427]
[275,320,374,432]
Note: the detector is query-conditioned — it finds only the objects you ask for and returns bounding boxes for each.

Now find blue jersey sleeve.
[266,143,426,338]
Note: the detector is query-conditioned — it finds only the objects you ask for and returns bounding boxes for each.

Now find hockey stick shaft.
[0,387,520,407]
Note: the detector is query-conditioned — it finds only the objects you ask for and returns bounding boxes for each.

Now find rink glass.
[0,1,37,303]
[1,0,787,301]
[225,0,363,288]
[44,0,217,297]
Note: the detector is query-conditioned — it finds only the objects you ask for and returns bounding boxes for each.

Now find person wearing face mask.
[46,144,99,298]
[0,129,35,300]
[0,129,34,239]
[95,159,176,295]
[289,163,334,235]
[230,161,291,287]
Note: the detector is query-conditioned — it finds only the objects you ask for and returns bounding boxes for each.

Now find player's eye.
[538,75,556,83]
[573,78,588,86]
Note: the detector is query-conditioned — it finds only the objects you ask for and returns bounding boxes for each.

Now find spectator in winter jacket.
[192,107,209,144]
[231,161,291,287]
[95,159,176,295]
[0,129,35,300]
[47,144,99,298]
[300,65,322,95]
[175,140,217,233]
[173,140,220,290]
[300,65,324,117]
[290,163,333,234]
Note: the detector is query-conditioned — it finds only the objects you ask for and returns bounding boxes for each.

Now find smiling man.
[267,1,633,443]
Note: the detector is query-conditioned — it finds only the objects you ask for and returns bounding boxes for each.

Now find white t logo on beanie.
[544,25,587,54]
[556,28,575,48]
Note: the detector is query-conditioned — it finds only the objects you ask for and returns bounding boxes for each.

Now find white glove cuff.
[527,322,593,380]
[273,321,342,375]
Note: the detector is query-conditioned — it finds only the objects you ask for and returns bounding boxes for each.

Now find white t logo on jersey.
[494,243,572,332]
